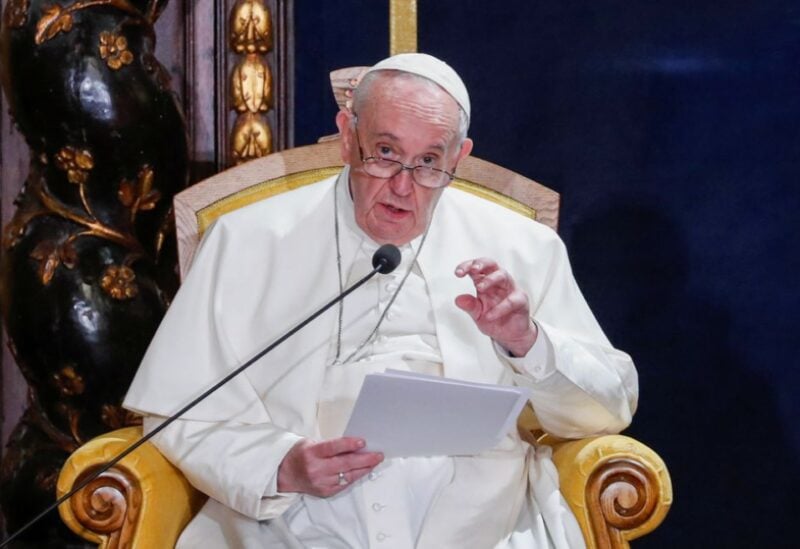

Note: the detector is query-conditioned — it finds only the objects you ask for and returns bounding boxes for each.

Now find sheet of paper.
[342,369,530,457]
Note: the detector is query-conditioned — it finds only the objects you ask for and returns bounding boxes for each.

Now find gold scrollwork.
[231,54,272,114]
[231,112,272,164]
[3,0,30,28]
[99,31,134,70]
[230,0,272,54]
[100,264,139,300]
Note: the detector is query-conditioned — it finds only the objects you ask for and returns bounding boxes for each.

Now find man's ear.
[336,110,354,164]
[457,137,474,163]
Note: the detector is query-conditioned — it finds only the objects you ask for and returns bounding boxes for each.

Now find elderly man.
[124,53,637,548]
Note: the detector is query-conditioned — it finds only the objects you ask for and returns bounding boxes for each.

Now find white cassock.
[124,167,638,548]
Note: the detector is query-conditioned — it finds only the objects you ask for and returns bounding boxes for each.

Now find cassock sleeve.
[497,237,639,439]
[143,416,302,520]
[124,219,308,519]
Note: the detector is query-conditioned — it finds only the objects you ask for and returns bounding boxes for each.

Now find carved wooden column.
[184,0,293,180]
[0,1,188,544]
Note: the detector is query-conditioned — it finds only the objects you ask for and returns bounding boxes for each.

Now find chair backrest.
[174,139,559,279]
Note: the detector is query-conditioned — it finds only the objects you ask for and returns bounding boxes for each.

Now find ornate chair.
[56,140,672,548]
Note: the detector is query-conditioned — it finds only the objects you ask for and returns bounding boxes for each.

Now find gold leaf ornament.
[117,165,161,211]
[231,112,272,163]
[231,0,271,54]
[136,165,160,210]
[117,178,136,207]
[231,55,272,114]
[30,240,61,285]
[35,4,74,45]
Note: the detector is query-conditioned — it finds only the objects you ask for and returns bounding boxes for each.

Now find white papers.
[343,370,530,457]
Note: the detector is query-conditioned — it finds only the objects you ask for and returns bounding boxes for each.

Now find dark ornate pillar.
[0,1,188,545]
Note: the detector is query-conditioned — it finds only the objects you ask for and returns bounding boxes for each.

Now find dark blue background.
[294,2,800,546]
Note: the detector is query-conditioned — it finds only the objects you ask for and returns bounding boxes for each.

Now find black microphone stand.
[0,246,400,548]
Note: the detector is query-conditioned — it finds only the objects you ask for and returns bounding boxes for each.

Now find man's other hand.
[277,437,384,497]
[455,258,538,357]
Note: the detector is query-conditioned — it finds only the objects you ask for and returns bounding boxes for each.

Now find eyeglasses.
[352,115,457,189]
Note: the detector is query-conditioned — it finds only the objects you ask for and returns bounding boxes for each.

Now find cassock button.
[368,471,380,480]
[376,532,388,541]
[372,502,384,512]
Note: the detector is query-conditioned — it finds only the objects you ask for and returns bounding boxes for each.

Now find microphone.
[372,243,402,274]
[0,244,402,548]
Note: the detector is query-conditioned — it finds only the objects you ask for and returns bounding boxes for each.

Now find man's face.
[336,75,473,245]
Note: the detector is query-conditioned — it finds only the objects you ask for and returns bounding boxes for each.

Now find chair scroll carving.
[70,467,140,548]
[58,427,205,549]
[552,435,672,549]
[58,429,670,548]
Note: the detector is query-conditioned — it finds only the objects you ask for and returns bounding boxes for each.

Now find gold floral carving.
[34,170,143,255]
[99,31,134,70]
[100,264,138,300]
[230,0,272,54]
[231,113,272,164]
[3,0,30,28]
[52,365,86,396]
[55,146,94,185]
[35,0,143,45]
[231,54,272,114]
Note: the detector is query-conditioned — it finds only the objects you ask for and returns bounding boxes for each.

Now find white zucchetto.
[363,53,471,120]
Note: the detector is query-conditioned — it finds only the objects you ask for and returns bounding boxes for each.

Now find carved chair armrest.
[550,434,672,549]
[57,426,206,549]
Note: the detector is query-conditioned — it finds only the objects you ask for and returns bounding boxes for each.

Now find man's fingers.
[455,258,498,278]
[329,449,384,475]
[328,463,377,488]
[484,292,528,322]
[312,437,366,458]
[455,294,481,319]
[475,269,512,294]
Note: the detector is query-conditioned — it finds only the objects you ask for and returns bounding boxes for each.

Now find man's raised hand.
[454,258,538,357]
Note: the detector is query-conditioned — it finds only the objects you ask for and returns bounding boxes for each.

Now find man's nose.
[389,166,415,195]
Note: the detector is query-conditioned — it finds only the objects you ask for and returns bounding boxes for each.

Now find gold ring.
[338,471,348,486]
